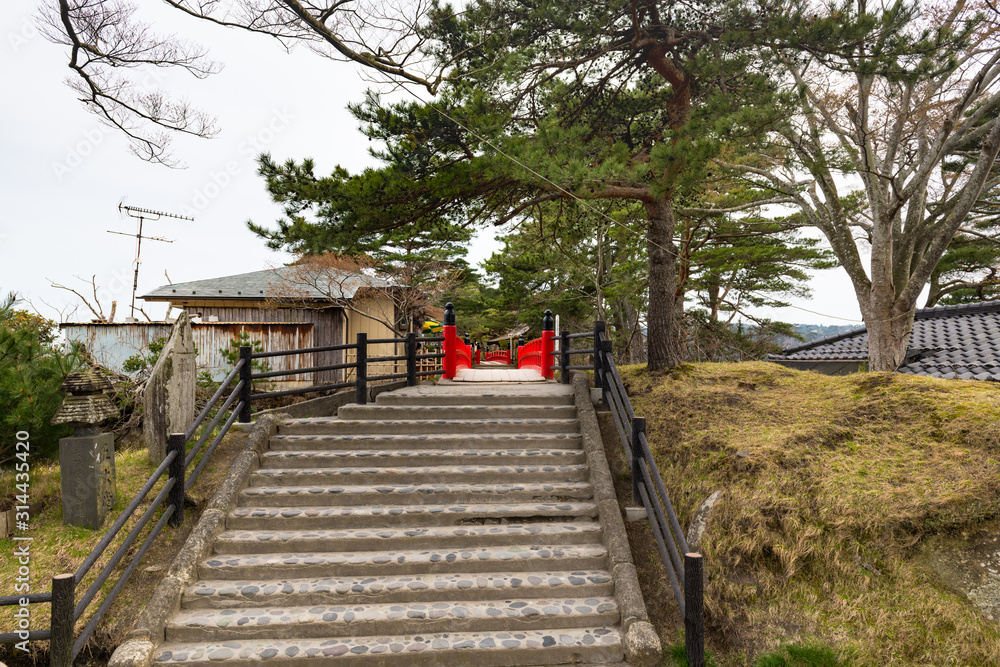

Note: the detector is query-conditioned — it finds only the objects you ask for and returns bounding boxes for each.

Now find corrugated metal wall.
[62,322,315,384]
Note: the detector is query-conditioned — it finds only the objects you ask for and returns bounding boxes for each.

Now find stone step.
[249,464,590,487]
[336,405,577,421]
[182,571,614,609]
[238,482,594,507]
[375,392,574,406]
[227,502,600,529]
[268,433,583,452]
[278,418,580,436]
[260,448,588,468]
[153,627,623,666]
[198,544,609,580]
[166,597,619,642]
[213,522,603,554]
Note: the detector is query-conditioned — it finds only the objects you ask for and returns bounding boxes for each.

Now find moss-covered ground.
[605,362,1000,666]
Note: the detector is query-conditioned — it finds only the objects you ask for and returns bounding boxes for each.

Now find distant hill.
[772,323,860,350]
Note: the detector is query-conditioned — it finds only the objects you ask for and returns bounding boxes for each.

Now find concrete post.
[143,312,196,463]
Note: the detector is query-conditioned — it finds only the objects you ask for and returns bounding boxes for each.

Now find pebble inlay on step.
[250,464,589,486]
[267,433,584,452]
[261,449,588,467]
[154,627,624,665]
[200,544,610,580]
[239,482,595,506]
[167,597,620,641]
[182,571,615,609]
[227,502,600,529]
[279,418,581,436]
[213,522,602,553]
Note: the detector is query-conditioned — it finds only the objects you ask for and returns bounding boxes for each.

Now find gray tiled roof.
[142,266,394,302]
[768,301,1000,381]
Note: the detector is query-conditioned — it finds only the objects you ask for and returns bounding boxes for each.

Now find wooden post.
[355,332,368,405]
[238,345,252,423]
[405,333,417,386]
[631,417,645,505]
[685,553,705,667]
[50,573,75,667]
[560,330,571,384]
[168,433,186,527]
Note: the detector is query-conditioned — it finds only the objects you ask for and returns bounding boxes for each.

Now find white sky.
[0,5,864,328]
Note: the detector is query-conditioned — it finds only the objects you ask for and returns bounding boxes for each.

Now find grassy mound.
[616,362,1000,665]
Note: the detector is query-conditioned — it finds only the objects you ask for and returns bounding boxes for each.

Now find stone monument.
[52,369,119,530]
[143,312,196,463]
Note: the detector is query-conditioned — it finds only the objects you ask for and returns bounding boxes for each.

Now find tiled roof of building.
[142,266,394,302]
[767,301,1000,381]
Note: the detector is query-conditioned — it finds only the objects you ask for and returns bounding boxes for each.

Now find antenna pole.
[131,213,144,319]
[113,203,193,319]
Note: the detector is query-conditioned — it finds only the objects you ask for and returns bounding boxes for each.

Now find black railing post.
[560,330,571,384]
[406,332,417,386]
[50,573,75,667]
[593,321,606,390]
[685,553,705,667]
[238,345,252,423]
[168,433,186,527]
[630,417,646,505]
[600,339,613,405]
[355,332,368,405]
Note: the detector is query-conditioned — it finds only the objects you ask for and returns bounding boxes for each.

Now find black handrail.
[557,321,705,667]
[2,338,251,664]
[3,321,445,662]
[239,331,445,408]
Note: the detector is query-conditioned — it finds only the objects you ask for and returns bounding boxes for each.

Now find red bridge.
[442,305,556,382]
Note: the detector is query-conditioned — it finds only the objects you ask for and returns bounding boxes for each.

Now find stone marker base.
[59,432,117,529]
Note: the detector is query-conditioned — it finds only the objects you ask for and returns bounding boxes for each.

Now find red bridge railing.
[442,303,473,379]
[482,349,511,364]
[516,310,556,379]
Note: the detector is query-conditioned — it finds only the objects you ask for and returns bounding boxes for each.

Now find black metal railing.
[1,326,445,664]
[0,360,247,665]
[553,321,705,667]
[240,332,445,411]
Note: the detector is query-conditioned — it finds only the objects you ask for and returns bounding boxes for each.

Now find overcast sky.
[0,4,864,328]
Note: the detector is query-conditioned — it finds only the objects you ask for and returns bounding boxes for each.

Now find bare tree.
[49,274,154,322]
[726,0,1000,371]
[263,253,459,333]
[39,0,458,165]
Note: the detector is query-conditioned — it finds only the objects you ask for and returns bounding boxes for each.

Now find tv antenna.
[109,203,192,319]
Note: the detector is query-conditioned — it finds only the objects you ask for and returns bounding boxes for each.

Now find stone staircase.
[150,383,636,666]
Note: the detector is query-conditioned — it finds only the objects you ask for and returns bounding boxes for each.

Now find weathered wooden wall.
[189,305,343,383]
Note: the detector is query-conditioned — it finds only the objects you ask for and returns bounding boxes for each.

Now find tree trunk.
[645,198,683,370]
[862,285,915,372]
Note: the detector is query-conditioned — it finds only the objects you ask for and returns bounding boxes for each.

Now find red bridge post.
[541,310,555,379]
[443,302,458,379]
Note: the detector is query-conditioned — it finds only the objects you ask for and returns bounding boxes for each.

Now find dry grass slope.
[616,362,1000,666]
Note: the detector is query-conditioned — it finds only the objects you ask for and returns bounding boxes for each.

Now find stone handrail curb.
[571,373,661,666]
[107,413,286,667]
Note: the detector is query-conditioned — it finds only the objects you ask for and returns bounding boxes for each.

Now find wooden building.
[140,266,407,385]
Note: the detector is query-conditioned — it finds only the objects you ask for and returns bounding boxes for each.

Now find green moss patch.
[614,362,1000,665]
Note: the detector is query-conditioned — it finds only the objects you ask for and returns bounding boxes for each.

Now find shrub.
[0,293,83,464]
